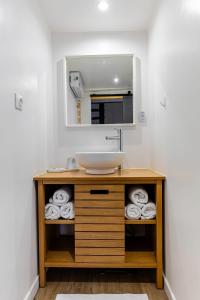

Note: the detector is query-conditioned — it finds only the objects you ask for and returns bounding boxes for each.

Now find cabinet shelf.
[125,251,156,268]
[45,250,74,267]
[45,250,156,269]
[45,219,156,225]
[45,219,75,225]
[125,219,156,225]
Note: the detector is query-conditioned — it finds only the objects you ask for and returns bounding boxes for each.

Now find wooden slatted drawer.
[75,208,124,216]
[75,216,124,224]
[75,248,124,256]
[75,256,124,263]
[75,184,125,202]
[75,200,124,208]
[75,184,124,216]
[75,239,124,248]
[75,184,125,264]
[75,224,124,232]
[75,232,124,240]
[75,192,124,201]
[75,185,124,193]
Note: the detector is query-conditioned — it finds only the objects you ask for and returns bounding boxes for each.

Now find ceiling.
[39,0,158,32]
[67,55,133,92]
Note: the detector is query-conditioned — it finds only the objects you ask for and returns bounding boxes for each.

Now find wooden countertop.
[34,169,165,182]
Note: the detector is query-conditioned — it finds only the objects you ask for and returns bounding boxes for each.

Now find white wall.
[51,31,150,168]
[148,1,200,299]
[0,0,52,299]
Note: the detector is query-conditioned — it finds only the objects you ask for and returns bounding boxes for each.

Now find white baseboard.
[164,275,176,300]
[24,276,39,300]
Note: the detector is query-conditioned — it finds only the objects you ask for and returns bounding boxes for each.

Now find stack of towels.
[125,186,156,220]
[45,187,74,220]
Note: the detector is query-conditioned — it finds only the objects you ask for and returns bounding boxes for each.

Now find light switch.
[15,93,23,111]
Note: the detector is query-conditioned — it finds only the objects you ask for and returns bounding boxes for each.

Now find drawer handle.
[90,190,109,195]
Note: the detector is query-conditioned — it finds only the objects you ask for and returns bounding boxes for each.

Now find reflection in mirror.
[65,55,134,126]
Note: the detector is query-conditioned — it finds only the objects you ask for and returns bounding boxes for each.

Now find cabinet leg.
[39,266,46,288]
[156,180,163,289]
[38,181,46,288]
[156,267,163,289]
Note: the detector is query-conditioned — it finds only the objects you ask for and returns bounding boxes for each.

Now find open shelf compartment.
[45,224,75,267]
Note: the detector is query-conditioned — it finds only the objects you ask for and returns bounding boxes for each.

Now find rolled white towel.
[125,204,142,220]
[45,204,60,220]
[50,186,72,206]
[60,202,74,219]
[128,186,148,208]
[141,202,156,219]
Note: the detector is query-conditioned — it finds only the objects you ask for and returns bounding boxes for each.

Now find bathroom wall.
[50,31,150,168]
[0,0,52,299]
[148,0,200,299]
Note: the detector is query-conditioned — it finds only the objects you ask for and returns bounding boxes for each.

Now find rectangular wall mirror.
[62,54,137,127]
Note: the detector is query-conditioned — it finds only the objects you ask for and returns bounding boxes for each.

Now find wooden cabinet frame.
[34,169,165,289]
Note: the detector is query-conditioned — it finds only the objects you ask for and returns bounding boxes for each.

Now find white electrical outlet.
[15,93,23,111]
[139,111,146,123]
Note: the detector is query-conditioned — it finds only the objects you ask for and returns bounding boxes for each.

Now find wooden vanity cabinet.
[34,169,165,289]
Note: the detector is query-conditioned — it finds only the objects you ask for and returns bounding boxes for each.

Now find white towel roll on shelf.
[60,202,74,219]
[128,186,148,208]
[50,186,72,206]
[125,204,142,220]
[141,202,156,219]
[45,204,61,220]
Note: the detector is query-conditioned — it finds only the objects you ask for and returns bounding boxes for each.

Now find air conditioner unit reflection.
[69,71,84,99]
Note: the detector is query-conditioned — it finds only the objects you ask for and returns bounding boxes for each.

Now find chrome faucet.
[105,128,123,169]
[105,128,123,151]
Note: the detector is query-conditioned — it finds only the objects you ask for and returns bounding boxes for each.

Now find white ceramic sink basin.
[76,152,125,175]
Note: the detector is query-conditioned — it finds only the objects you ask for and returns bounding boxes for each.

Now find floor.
[35,269,168,300]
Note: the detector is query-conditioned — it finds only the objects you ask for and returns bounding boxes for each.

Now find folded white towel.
[60,202,74,219]
[125,204,142,220]
[128,187,148,208]
[50,186,72,206]
[141,202,156,219]
[45,204,60,220]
